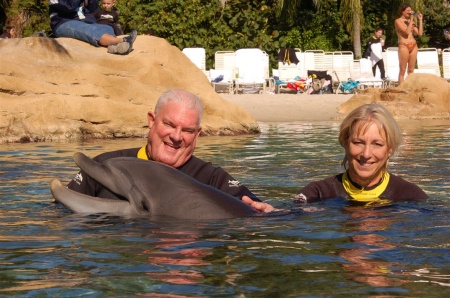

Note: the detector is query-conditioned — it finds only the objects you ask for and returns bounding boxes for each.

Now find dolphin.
[50,152,256,219]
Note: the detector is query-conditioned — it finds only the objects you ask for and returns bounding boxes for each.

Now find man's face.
[147,100,202,168]
[101,0,115,11]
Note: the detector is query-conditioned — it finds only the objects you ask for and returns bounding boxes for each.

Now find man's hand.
[242,196,274,213]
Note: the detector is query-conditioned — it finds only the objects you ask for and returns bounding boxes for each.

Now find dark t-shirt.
[67,147,260,202]
[295,173,428,204]
[92,8,123,36]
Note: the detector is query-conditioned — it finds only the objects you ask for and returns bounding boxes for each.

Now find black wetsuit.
[295,173,428,204]
[68,147,260,202]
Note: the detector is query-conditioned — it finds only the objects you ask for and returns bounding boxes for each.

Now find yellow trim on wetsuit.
[342,171,390,202]
[137,146,148,160]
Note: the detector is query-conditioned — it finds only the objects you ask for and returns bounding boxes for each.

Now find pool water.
[0,120,449,297]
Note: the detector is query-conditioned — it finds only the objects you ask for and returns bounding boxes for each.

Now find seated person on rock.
[92,0,124,36]
[294,103,428,205]
[68,88,274,213]
[49,0,136,55]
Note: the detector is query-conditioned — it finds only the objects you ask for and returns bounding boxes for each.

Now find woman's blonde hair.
[338,103,402,169]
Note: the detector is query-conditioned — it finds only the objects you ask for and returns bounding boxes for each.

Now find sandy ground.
[221,93,354,122]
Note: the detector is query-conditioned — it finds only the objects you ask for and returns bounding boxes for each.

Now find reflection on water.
[0,120,449,296]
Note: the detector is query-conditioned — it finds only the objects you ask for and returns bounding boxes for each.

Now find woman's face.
[346,121,392,188]
[402,6,413,18]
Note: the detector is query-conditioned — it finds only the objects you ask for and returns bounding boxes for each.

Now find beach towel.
[277,48,300,65]
[339,80,360,93]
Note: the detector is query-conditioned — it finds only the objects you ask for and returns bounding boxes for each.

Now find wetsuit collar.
[342,171,390,203]
[137,146,149,160]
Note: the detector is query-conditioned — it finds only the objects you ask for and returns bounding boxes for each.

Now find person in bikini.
[394,3,423,85]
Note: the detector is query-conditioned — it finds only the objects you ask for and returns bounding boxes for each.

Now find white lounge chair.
[214,51,236,73]
[276,50,310,93]
[306,50,326,71]
[350,59,361,78]
[384,47,401,87]
[416,48,440,75]
[209,69,234,94]
[329,51,353,93]
[332,51,354,82]
[234,48,268,94]
[275,49,302,80]
[262,51,271,80]
[210,51,237,94]
[353,58,384,89]
[275,51,303,93]
[182,47,206,73]
[323,52,334,73]
[443,48,450,82]
[291,50,325,79]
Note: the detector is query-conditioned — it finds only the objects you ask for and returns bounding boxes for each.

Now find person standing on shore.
[367,28,386,80]
[394,3,423,85]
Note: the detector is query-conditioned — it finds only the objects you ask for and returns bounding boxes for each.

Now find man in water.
[68,88,274,213]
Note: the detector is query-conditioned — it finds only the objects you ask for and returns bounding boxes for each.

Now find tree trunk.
[353,12,361,58]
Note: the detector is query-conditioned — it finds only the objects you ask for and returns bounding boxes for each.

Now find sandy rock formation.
[338,73,450,119]
[0,36,259,143]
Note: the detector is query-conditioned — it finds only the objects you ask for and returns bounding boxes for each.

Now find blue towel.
[212,75,224,83]
[339,80,360,93]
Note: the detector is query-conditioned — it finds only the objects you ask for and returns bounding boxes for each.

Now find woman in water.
[294,103,428,205]
[394,3,423,85]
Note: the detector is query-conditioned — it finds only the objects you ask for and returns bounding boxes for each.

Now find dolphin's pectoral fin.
[50,179,134,214]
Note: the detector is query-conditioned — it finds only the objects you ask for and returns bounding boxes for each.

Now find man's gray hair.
[155,89,203,124]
